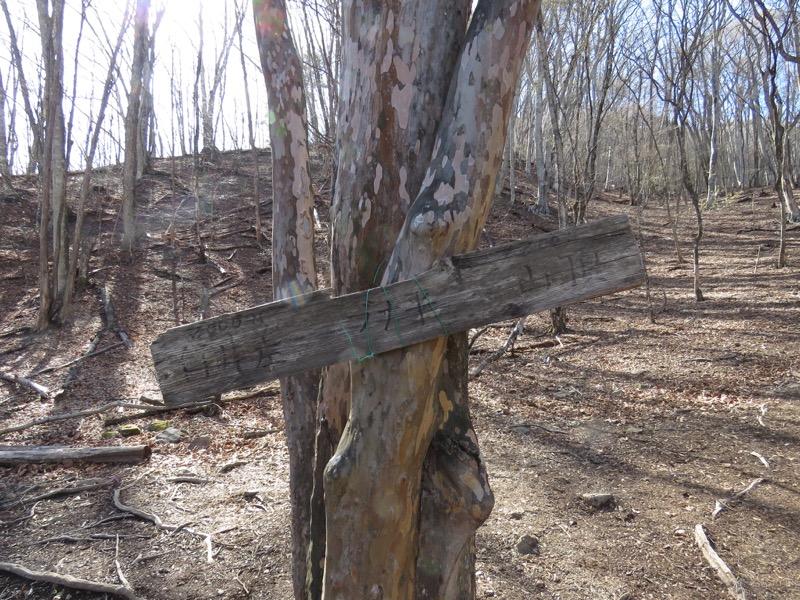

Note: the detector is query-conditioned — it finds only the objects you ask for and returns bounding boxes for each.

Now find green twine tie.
[340,274,449,361]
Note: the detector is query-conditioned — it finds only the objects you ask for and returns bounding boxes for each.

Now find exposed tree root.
[0,561,139,600]
[112,488,214,563]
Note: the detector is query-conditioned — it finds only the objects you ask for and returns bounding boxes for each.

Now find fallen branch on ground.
[81,514,134,529]
[166,476,210,484]
[103,400,219,425]
[0,561,138,600]
[115,536,132,591]
[104,386,278,426]
[750,451,769,468]
[0,445,151,467]
[0,401,158,436]
[209,281,243,299]
[508,421,568,435]
[470,317,527,379]
[712,478,766,520]
[242,429,281,439]
[219,460,248,473]
[694,524,747,599]
[30,341,125,377]
[113,488,214,562]
[0,371,54,400]
[467,326,491,352]
[31,533,150,545]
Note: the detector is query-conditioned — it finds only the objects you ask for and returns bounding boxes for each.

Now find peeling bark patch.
[291,85,302,102]
[297,210,313,240]
[359,194,372,230]
[386,8,395,34]
[399,167,412,209]
[393,55,414,87]
[492,17,506,40]
[271,117,285,160]
[381,39,393,74]
[433,183,454,206]
[398,22,414,49]
[438,390,453,424]
[374,163,383,196]
[391,84,413,130]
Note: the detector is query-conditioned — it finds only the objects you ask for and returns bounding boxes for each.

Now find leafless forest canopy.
[2,0,800,190]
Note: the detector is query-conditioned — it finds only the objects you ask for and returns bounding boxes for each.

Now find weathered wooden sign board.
[151,215,645,405]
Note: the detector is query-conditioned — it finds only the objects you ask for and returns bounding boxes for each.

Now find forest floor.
[1,150,799,600]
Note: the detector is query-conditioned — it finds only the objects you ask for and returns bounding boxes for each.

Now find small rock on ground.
[516,534,540,555]
[155,427,184,443]
[581,492,617,510]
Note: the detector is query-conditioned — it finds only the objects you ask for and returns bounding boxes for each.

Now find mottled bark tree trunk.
[254,3,320,598]
[256,1,541,598]
[323,2,541,598]
[416,332,494,599]
[535,14,570,335]
[314,1,470,595]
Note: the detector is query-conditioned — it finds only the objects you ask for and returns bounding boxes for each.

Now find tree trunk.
[0,69,12,186]
[253,2,320,597]
[1,0,41,175]
[122,0,150,250]
[415,332,494,599]
[750,101,762,188]
[576,12,616,225]
[51,93,68,297]
[323,2,541,597]
[536,16,568,228]
[35,0,66,330]
[318,0,470,595]
[533,70,549,215]
[59,8,128,322]
[676,121,704,302]
[536,14,570,336]
[507,93,517,204]
[705,3,723,209]
[137,31,155,179]
[200,7,241,161]
[200,74,215,158]
[237,6,262,245]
